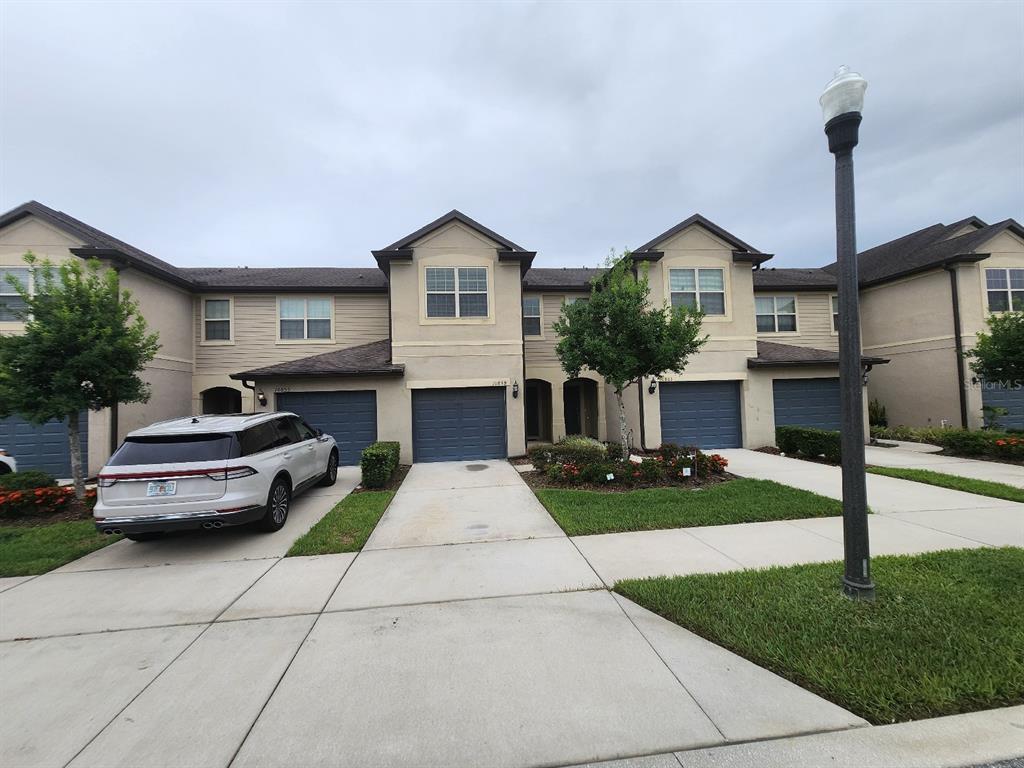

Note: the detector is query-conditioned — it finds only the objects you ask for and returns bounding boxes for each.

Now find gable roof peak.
[379,209,528,252]
[634,213,762,254]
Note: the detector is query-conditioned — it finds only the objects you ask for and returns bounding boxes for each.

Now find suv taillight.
[206,466,258,481]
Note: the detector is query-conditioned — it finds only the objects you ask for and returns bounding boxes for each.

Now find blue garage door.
[276,391,377,466]
[0,413,88,477]
[659,381,742,449]
[412,387,507,463]
[773,378,841,430]
[982,381,1024,430]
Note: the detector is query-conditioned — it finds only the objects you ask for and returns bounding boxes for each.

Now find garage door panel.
[773,378,841,430]
[413,387,507,463]
[982,382,1024,430]
[276,391,377,466]
[0,413,88,477]
[659,381,742,450]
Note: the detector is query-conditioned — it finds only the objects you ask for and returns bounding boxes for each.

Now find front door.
[563,383,582,435]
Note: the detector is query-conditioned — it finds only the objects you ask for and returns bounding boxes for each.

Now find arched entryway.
[201,386,243,415]
[563,378,599,439]
[524,379,553,443]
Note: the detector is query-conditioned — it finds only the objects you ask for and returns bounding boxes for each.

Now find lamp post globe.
[822,66,875,600]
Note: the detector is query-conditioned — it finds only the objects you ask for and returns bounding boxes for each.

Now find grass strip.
[615,547,1024,724]
[867,465,1024,504]
[0,520,120,576]
[534,478,842,536]
[286,491,394,556]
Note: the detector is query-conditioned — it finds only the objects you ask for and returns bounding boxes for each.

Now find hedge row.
[360,441,401,488]
[776,426,842,463]
[871,426,1023,461]
[528,435,608,470]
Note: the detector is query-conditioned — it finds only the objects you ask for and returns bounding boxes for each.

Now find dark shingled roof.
[0,200,190,286]
[231,339,403,379]
[181,267,387,292]
[523,267,603,291]
[747,340,888,368]
[634,213,763,255]
[753,268,837,291]
[822,217,1024,286]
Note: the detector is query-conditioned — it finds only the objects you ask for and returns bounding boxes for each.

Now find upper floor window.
[986,268,1024,312]
[522,296,541,336]
[831,295,840,332]
[0,267,31,322]
[669,268,725,315]
[280,297,332,340]
[755,296,797,333]
[565,296,588,306]
[203,298,231,341]
[425,267,488,318]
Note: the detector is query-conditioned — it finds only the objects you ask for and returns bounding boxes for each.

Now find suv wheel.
[318,450,339,487]
[257,476,291,532]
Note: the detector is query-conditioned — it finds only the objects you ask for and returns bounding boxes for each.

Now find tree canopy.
[967,310,1024,385]
[0,253,160,495]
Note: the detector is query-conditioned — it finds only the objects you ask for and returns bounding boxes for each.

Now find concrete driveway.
[0,459,870,768]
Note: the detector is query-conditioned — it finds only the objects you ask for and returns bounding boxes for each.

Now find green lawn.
[0,521,120,577]
[533,478,842,536]
[616,547,1024,724]
[867,465,1024,504]
[286,491,394,556]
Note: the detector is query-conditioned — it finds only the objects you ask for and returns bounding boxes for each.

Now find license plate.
[146,480,177,497]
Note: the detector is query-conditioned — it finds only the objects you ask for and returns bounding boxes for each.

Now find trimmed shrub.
[604,442,627,461]
[528,437,606,470]
[360,441,400,488]
[872,425,1023,461]
[0,470,57,492]
[776,426,842,463]
[0,485,96,517]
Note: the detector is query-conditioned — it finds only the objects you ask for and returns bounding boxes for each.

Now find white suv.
[94,412,338,541]
[0,449,16,475]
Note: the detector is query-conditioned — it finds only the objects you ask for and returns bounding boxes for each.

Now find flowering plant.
[0,485,96,517]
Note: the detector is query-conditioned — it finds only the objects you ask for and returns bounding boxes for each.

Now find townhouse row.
[1,201,1021,474]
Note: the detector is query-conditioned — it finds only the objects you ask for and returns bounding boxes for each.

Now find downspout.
[945,265,969,428]
[240,380,258,413]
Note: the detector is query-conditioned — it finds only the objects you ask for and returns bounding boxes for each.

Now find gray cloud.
[2,1,1021,269]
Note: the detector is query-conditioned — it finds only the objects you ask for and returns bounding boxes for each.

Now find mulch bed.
[519,467,735,493]
[0,498,96,528]
[353,464,410,494]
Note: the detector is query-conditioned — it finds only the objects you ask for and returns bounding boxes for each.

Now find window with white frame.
[985,268,1024,312]
[669,268,725,315]
[831,295,840,332]
[0,267,31,322]
[425,267,489,318]
[203,298,231,341]
[755,296,797,333]
[279,297,332,340]
[564,296,588,306]
[522,296,541,336]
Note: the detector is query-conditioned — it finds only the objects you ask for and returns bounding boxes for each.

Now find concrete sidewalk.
[865,444,1024,488]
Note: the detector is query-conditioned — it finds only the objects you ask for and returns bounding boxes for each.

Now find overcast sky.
[1,1,1021,271]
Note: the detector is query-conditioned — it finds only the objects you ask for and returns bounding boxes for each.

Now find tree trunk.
[615,389,629,456]
[67,413,85,500]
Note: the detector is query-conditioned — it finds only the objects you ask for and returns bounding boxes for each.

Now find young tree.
[0,253,160,498]
[966,311,1024,385]
[553,254,707,451]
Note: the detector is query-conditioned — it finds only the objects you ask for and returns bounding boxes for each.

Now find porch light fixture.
[512,381,519,399]
[821,65,874,601]
[257,390,267,407]
[647,379,658,395]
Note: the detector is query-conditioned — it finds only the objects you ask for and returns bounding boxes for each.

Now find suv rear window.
[107,434,240,465]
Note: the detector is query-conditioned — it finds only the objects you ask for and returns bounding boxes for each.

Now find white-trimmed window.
[0,267,31,322]
[831,295,840,332]
[425,267,489,318]
[985,268,1024,312]
[755,296,797,333]
[202,298,231,341]
[279,297,332,340]
[565,296,588,306]
[669,268,725,315]
[522,296,541,336]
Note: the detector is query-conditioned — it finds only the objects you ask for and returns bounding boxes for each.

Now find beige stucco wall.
[754,291,838,351]
[387,221,527,459]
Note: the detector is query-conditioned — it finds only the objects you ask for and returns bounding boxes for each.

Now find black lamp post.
[821,66,875,600]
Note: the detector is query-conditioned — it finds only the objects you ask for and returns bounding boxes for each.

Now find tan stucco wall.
[753,291,838,351]
[387,221,527,459]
